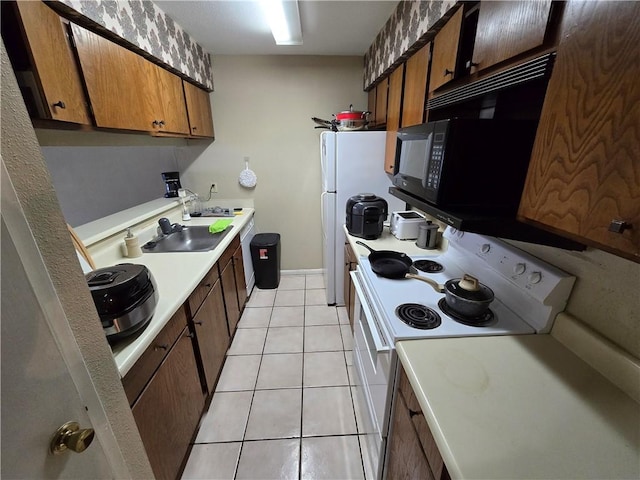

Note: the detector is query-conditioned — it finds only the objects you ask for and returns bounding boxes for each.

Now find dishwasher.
[240,216,256,296]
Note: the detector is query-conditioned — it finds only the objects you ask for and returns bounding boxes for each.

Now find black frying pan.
[355,241,413,279]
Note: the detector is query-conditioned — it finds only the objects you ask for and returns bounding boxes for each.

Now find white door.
[1,162,128,478]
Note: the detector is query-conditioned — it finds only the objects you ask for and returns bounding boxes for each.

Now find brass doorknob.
[50,421,95,455]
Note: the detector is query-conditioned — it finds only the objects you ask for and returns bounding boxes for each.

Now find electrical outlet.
[210,183,218,193]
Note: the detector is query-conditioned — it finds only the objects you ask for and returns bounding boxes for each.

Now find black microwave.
[392,118,537,213]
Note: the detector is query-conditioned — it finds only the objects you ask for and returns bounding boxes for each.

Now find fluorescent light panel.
[261,0,302,45]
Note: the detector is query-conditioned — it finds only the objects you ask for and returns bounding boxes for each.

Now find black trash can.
[250,233,281,289]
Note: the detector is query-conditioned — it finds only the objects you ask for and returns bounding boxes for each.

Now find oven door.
[350,270,395,480]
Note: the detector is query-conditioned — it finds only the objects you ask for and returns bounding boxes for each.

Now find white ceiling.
[154,0,399,56]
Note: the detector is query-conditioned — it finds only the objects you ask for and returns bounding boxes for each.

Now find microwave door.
[421,131,433,189]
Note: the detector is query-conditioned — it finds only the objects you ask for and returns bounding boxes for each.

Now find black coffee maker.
[162,171,182,198]
[346,193,388,239]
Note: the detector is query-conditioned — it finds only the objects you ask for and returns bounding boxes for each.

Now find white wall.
[178,55,368,270]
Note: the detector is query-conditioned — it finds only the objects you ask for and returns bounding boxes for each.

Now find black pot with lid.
[346,193,388,240]
[85,263,158,343]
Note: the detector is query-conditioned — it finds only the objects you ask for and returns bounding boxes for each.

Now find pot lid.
[445,274,494,302]
[86,264,155,317]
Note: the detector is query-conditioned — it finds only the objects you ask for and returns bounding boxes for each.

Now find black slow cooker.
[85,264,158,343]
[346,193,388,239]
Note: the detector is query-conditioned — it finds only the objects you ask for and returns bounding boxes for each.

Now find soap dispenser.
[124,228,142,258]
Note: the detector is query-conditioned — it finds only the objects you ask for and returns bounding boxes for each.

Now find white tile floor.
[181,273,366,480]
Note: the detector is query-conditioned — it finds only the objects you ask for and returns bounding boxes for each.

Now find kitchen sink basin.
[142,225,233,253]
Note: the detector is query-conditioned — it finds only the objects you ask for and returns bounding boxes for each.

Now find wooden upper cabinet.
[374,77,389,126]
[11,1,90,124]
[519,1,640,263]
[401,43,430,127]
[384,65,405,174]
[183,80,214,138]
[151,64,190,135]
[429,7,464,92]
[471,1,553,74]
[367,88,377,127]
[71,24,189,134]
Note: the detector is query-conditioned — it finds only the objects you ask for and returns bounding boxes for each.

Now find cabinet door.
[192,279,229,393]
[401,43,430,127]
[386,393,435,480]
[471,1,552,74]
[220,260,240,336]
[429,7,464,92]
[152,63,189,135]
[232,245,248,312]
[131,327,204,480]
[384,65,405,174]
[71,24,154,132]
[374,77,389,126]
[519,1,640,262]
[367,88,377,127]
[14,1,90,124]
[183,80,215,138]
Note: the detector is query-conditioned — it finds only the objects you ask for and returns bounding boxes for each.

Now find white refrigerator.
[320,131,405,305]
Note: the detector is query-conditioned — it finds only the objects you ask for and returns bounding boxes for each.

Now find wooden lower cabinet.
[220,260,240,336]
[130,326,204,480]
[191,278,229,394]
[387,393,435,480]
[386,364,449,480]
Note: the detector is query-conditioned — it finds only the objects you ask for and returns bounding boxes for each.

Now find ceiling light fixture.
[260,0,302,46]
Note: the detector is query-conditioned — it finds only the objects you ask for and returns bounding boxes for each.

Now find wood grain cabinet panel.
[122,306,188,406]
[343,242,357,328]
[11,1,90,124]
[384,65,405,174]
[429,7,464,92]
[191,278,229,393]
[402,43,431,127]
[220,259,240,337]
[131,327,204,480]
[152,63,190,135]
[386,393,435,480]
[367,88,377,127]
[183,80,214,138]
[72,24,189,134]
[471,1,553,74]
[374,77,389,127]
[519,0,640,262]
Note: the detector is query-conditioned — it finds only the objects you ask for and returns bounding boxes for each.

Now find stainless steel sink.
[142,225,233,253]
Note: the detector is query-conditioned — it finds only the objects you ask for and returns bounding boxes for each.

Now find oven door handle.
[351,271,390,353]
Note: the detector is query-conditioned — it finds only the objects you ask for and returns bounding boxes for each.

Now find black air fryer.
[346,194,388,239]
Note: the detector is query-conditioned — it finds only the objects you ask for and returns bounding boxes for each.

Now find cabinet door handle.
[204,283,212,288]
[154,343,169,351]
[152,120,159,127]
[158,120,165,127]
[186,332,195,338]
[609,220,632,234]
[194,321,203,326]
[408,409,422,417]
[192,126,198,131]
[465,60,479,69]
[444,69,454,76]
[52,100,66,109]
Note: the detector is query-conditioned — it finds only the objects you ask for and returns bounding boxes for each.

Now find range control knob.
[528,271,542,284]
[480,243,491,254]
[513,263,526,275]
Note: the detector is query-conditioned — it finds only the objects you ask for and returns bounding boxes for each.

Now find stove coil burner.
[437,298,496,327]
[412,260,444,273]
[395,303,441,330]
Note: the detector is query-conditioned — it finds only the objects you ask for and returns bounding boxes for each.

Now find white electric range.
[350,227,576,480]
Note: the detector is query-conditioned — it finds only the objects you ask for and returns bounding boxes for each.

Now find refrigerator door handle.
[320,192,327,233]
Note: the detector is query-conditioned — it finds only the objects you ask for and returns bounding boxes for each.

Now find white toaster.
[390,211,426,240]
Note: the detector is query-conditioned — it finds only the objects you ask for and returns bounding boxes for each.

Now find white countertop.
[81,202,255,376]
[396,323,640,479]
[343,224,448,259]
